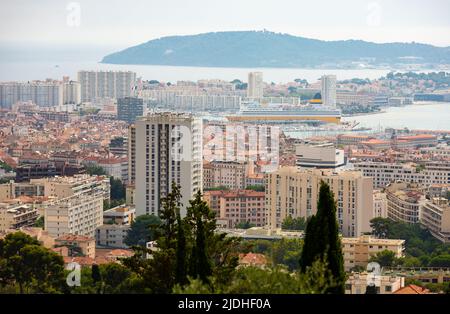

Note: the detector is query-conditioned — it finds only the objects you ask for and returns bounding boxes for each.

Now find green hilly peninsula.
[101,30,450,68]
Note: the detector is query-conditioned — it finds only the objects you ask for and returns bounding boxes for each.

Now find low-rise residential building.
[204,189,266,228]
[203,160,247,190]
[386,182,425,224]
[96,205,135,248]
[345,273,405,294]
[295,141,345,169]
[420,197,450,243]
[96,224,130,248]
[342,235,405,271]
[55,234,96,259]
[0,203,39,232]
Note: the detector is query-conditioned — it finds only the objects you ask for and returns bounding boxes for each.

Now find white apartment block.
[265,167,374,237]
[0,81,63,108]
[352,161,450,188]
[96,203,135,248]
[295,141,345,169]
[321,75,337,108]
[247,72,264,98]
[44,191,103,238]
[96,224,130,248]
[78,70,136,102]
[42,175,110,238]
[130,112,202,216]
[420,198,450,243]
[62,80,81,105]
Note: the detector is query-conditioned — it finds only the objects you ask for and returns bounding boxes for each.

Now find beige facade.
[0,204,39,232]
[265,167,374,237]
[203,160,247,190]
[342,235,405,271]
[373,190,387,218]
[204,190,266,228]
[386,182,425,224]
[420,198,450,243]
[345,273,405,294]
[55,234,96,259]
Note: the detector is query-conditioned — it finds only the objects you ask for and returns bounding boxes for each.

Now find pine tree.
[299,181,345,293]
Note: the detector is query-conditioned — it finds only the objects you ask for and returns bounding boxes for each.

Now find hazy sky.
[1,0,449,49]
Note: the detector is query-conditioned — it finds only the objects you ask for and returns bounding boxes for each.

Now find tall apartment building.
[77,70,136,102]
[43,175,110,238]
[117,97,144,123]
[342,235,405,271]
[385,182,425,224]
[0,81,63,108]
[247,72,264,98]
[420,197,450,243]
[62,80,81,105]
[129,112,202,216]
[321,75,337,108]
[353,161,450,188]
[266,167,374,237]
[203,189,266,228]
[295,141,345,169]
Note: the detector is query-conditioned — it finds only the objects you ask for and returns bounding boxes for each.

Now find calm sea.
[0,60,394,83]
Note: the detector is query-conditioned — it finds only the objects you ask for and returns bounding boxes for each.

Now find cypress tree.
[175,208,187,285]
[91,264,102,294]
[299,181,345,293]
[186,191,214,283]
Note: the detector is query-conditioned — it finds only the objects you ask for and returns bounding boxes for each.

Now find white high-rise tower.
[321,75,337,108]
[247,72,264,98]
[130,112,203,216]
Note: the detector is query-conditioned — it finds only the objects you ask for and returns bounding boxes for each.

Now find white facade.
[321,75,337,108]
[77,70,136,102]
[43,175,110,238]
[62,81,81,105]
[247,72,263,98]
[131,112,203,216]
[96,224,130,248]
[295,142,345,169]
[420,198,450,243]
[353,161,450,188]
[45,192,104,238]
[0,81,63,108]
